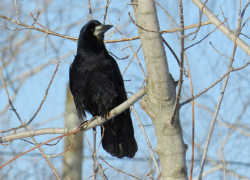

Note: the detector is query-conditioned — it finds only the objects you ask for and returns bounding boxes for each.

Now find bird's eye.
[90,28,94,32]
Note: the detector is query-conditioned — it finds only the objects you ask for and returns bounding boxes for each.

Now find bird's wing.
[69,57,87,119]
[102,55,138,158]
[110,56,128,104]
[69,64,73,93]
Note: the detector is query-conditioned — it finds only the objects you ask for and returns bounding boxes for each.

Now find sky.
[1,0,250,179]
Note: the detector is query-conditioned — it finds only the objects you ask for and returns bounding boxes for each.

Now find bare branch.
[180,60,250,106]
[131,105,160,175]
[170,0,185,125]
[185,18,228,51]
[0,88,146,143]
[198,3,243,178]
[99,156,140,180]
[0,62,61,179]
[0,14,78,42]
[0,13,211,45]
[191,0,250,56]
[219,133,226,180]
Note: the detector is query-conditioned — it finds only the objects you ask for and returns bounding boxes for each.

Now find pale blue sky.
[1,0,250,179]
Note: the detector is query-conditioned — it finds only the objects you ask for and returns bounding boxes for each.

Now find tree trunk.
[132,0,188,179]
[62,85,83,180]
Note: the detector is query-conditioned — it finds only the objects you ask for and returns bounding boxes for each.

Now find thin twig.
[219,132,226,180]
[209,42,230,59]
[0,50,74,90]
[153,0,179,28]
[156,173,162,180]
[0,13,78,41]
[162,37,180,66]
[220,102,248,149]
[185,18,228,51]
[83,132,105,180]
[87,0,92,20]
[0,79,25,118]
[180,60,250,106]
[14,0,20,22]
[103,0,112,25]
[109,51,129,60]
[107,18,147,79]
[95,125,105,153]
[119,46,130,51]
[170,0,185,124]
[0,52,75,133]
[107,13,121,40]
[105,20,210,43]
[30,11,40,26]
[183,52,195,180]
[122,45,141,76]
[185,0,208,40]
[29,62,61,123]
[99,156,140,180]
[1,88,146,143]
[191,0,250,56]
[240,33,250,39]
[220,5,229,28]
[0,63,61,179]
[92,128,97,180]
[84,168,107,180]
[131,105,161,175]
[198,2,242,178]
[241,17,250,30]
[5,0,21,40]
[0,13,211,44]
[0,60,60,133]
[128,12,161,33]
[20,137,62,146]
[0,124,84,169]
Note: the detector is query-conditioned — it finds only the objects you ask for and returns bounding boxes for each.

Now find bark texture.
[132,0,188,179]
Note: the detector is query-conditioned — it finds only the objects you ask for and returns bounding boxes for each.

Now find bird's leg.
[78,116,97,130]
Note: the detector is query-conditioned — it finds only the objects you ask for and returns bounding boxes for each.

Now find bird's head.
[80,20,113,41]
[77,20,113,53]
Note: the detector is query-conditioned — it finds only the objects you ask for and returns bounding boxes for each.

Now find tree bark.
[132,0,188,179]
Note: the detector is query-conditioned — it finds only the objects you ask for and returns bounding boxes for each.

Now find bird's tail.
[101,109,138,158]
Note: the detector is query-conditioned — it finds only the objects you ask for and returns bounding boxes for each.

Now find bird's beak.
[94,25,113,38]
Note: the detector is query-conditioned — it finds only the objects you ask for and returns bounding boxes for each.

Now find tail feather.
[101,111,137,158]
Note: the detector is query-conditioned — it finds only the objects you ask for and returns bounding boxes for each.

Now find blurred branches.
[1,0,250,180]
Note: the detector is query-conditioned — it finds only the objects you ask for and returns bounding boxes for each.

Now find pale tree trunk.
[62,85,83,180]
[132,0,188,179]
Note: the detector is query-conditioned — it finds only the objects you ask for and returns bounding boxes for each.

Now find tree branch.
[0,13,211,44]
[191,0,250,56]
[0,88,146,143]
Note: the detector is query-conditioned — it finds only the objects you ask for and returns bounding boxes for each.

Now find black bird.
[69,20,138,158]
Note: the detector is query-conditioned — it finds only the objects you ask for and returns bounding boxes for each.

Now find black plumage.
[69,20,138,158]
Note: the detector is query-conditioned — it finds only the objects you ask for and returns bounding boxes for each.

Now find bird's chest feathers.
[79,53,113,73]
